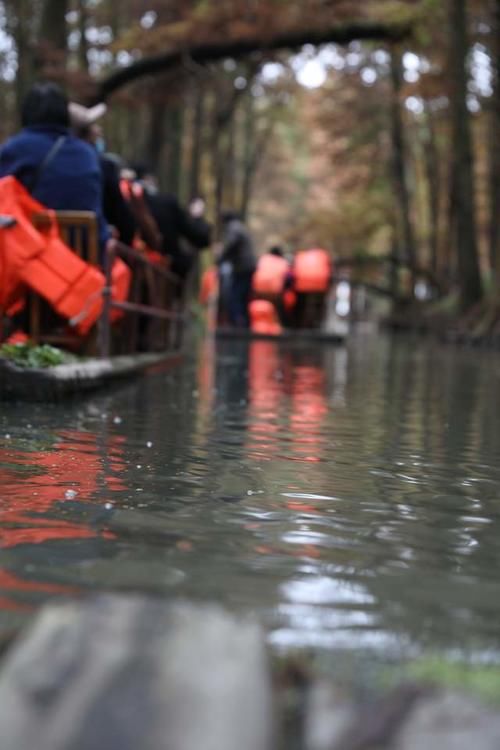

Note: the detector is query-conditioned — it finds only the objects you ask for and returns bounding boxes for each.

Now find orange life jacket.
[283,289,297,311]
[119,179,163,252]
[252,254,290,296]
[109,257,132,322]
[249,299,282,335]
[293,248,331,293]
[200,266,219,305]
[4,330,29,345]
[0,176,106,335]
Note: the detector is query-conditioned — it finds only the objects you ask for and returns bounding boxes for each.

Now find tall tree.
[489,0,500,292]
[164,102,185,197]
[39,0,68,57]
[389,45,417,274]
[3,0,41,118]
[77,0,90,73]
[188,83,205,200]
[448,0,482,308]
[422,102,440,274]
[240,91,257,220]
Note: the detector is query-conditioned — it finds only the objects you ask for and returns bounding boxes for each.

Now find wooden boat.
[0,350,182,401]
[0,211,189,400]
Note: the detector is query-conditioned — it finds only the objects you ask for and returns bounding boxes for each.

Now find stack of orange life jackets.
[0,175,130,337]
[293,248,331,293]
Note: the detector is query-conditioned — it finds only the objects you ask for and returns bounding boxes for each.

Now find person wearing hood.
[0,82,110,254]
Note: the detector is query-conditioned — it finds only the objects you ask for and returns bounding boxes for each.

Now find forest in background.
[0,0,499,318]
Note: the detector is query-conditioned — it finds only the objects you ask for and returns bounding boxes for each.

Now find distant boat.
[217,286,349,345]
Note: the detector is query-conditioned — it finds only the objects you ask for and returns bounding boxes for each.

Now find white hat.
[69,101,107,128]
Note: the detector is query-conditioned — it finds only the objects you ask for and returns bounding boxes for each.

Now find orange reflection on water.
[247,342,328,463]
[247,342,285,459]
[0,569,75,612]
[0,429,126,548]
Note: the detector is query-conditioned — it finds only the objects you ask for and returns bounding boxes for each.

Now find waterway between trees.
[1,331,500,681]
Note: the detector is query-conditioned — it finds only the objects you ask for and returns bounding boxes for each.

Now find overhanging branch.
[93,21,411,102]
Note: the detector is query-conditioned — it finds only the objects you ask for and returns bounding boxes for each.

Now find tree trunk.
[188,85,205,200]
[145,98,167,183]
[39,0,68,53]
[4,0,37,120]
[213,127,225,235]
[443,156,458,281]
[77,0,90,73]
[389,46,417,278]
[422,102,440,274]
[448,0,482,309]
[240,92,256,220]
[165,103,185,197]
[37,0,68,76]
[223,114,237,208]
[489,0,500,293]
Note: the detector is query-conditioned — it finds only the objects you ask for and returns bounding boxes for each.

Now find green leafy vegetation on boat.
[0,343,78,369]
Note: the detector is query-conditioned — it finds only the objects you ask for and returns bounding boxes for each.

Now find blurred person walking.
[218,211,257,328]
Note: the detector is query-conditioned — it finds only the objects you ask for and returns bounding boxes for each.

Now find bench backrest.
[32,210,99,266]
[27,211,99,350]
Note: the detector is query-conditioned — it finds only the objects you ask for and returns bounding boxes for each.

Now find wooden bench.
[32,210,99,266]
[28,211,100,351]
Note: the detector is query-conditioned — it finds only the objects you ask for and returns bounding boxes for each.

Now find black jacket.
[145,192,211,277]
[100,155,135,246]
[220,218,256,273]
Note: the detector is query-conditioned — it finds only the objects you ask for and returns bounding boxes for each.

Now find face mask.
[95,137,106,154]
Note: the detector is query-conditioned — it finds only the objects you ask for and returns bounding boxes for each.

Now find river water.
[1,331,500,672]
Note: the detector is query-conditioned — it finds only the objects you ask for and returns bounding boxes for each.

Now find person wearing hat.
[0,82,110,255]
[69,101,136,247]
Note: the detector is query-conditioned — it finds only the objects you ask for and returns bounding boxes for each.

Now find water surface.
[1,332,500,668]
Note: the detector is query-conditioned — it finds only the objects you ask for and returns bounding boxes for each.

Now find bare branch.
[92,21,411,102]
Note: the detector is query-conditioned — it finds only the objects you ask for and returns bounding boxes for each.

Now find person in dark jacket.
[218,211,257,328]
[69,102,136,247]
[0,83,110,253]
[132,166,211,279]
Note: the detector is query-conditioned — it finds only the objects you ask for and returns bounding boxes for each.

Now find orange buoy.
[249,299,282,335]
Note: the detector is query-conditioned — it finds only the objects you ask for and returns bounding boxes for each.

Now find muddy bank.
[383,301,500,350]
